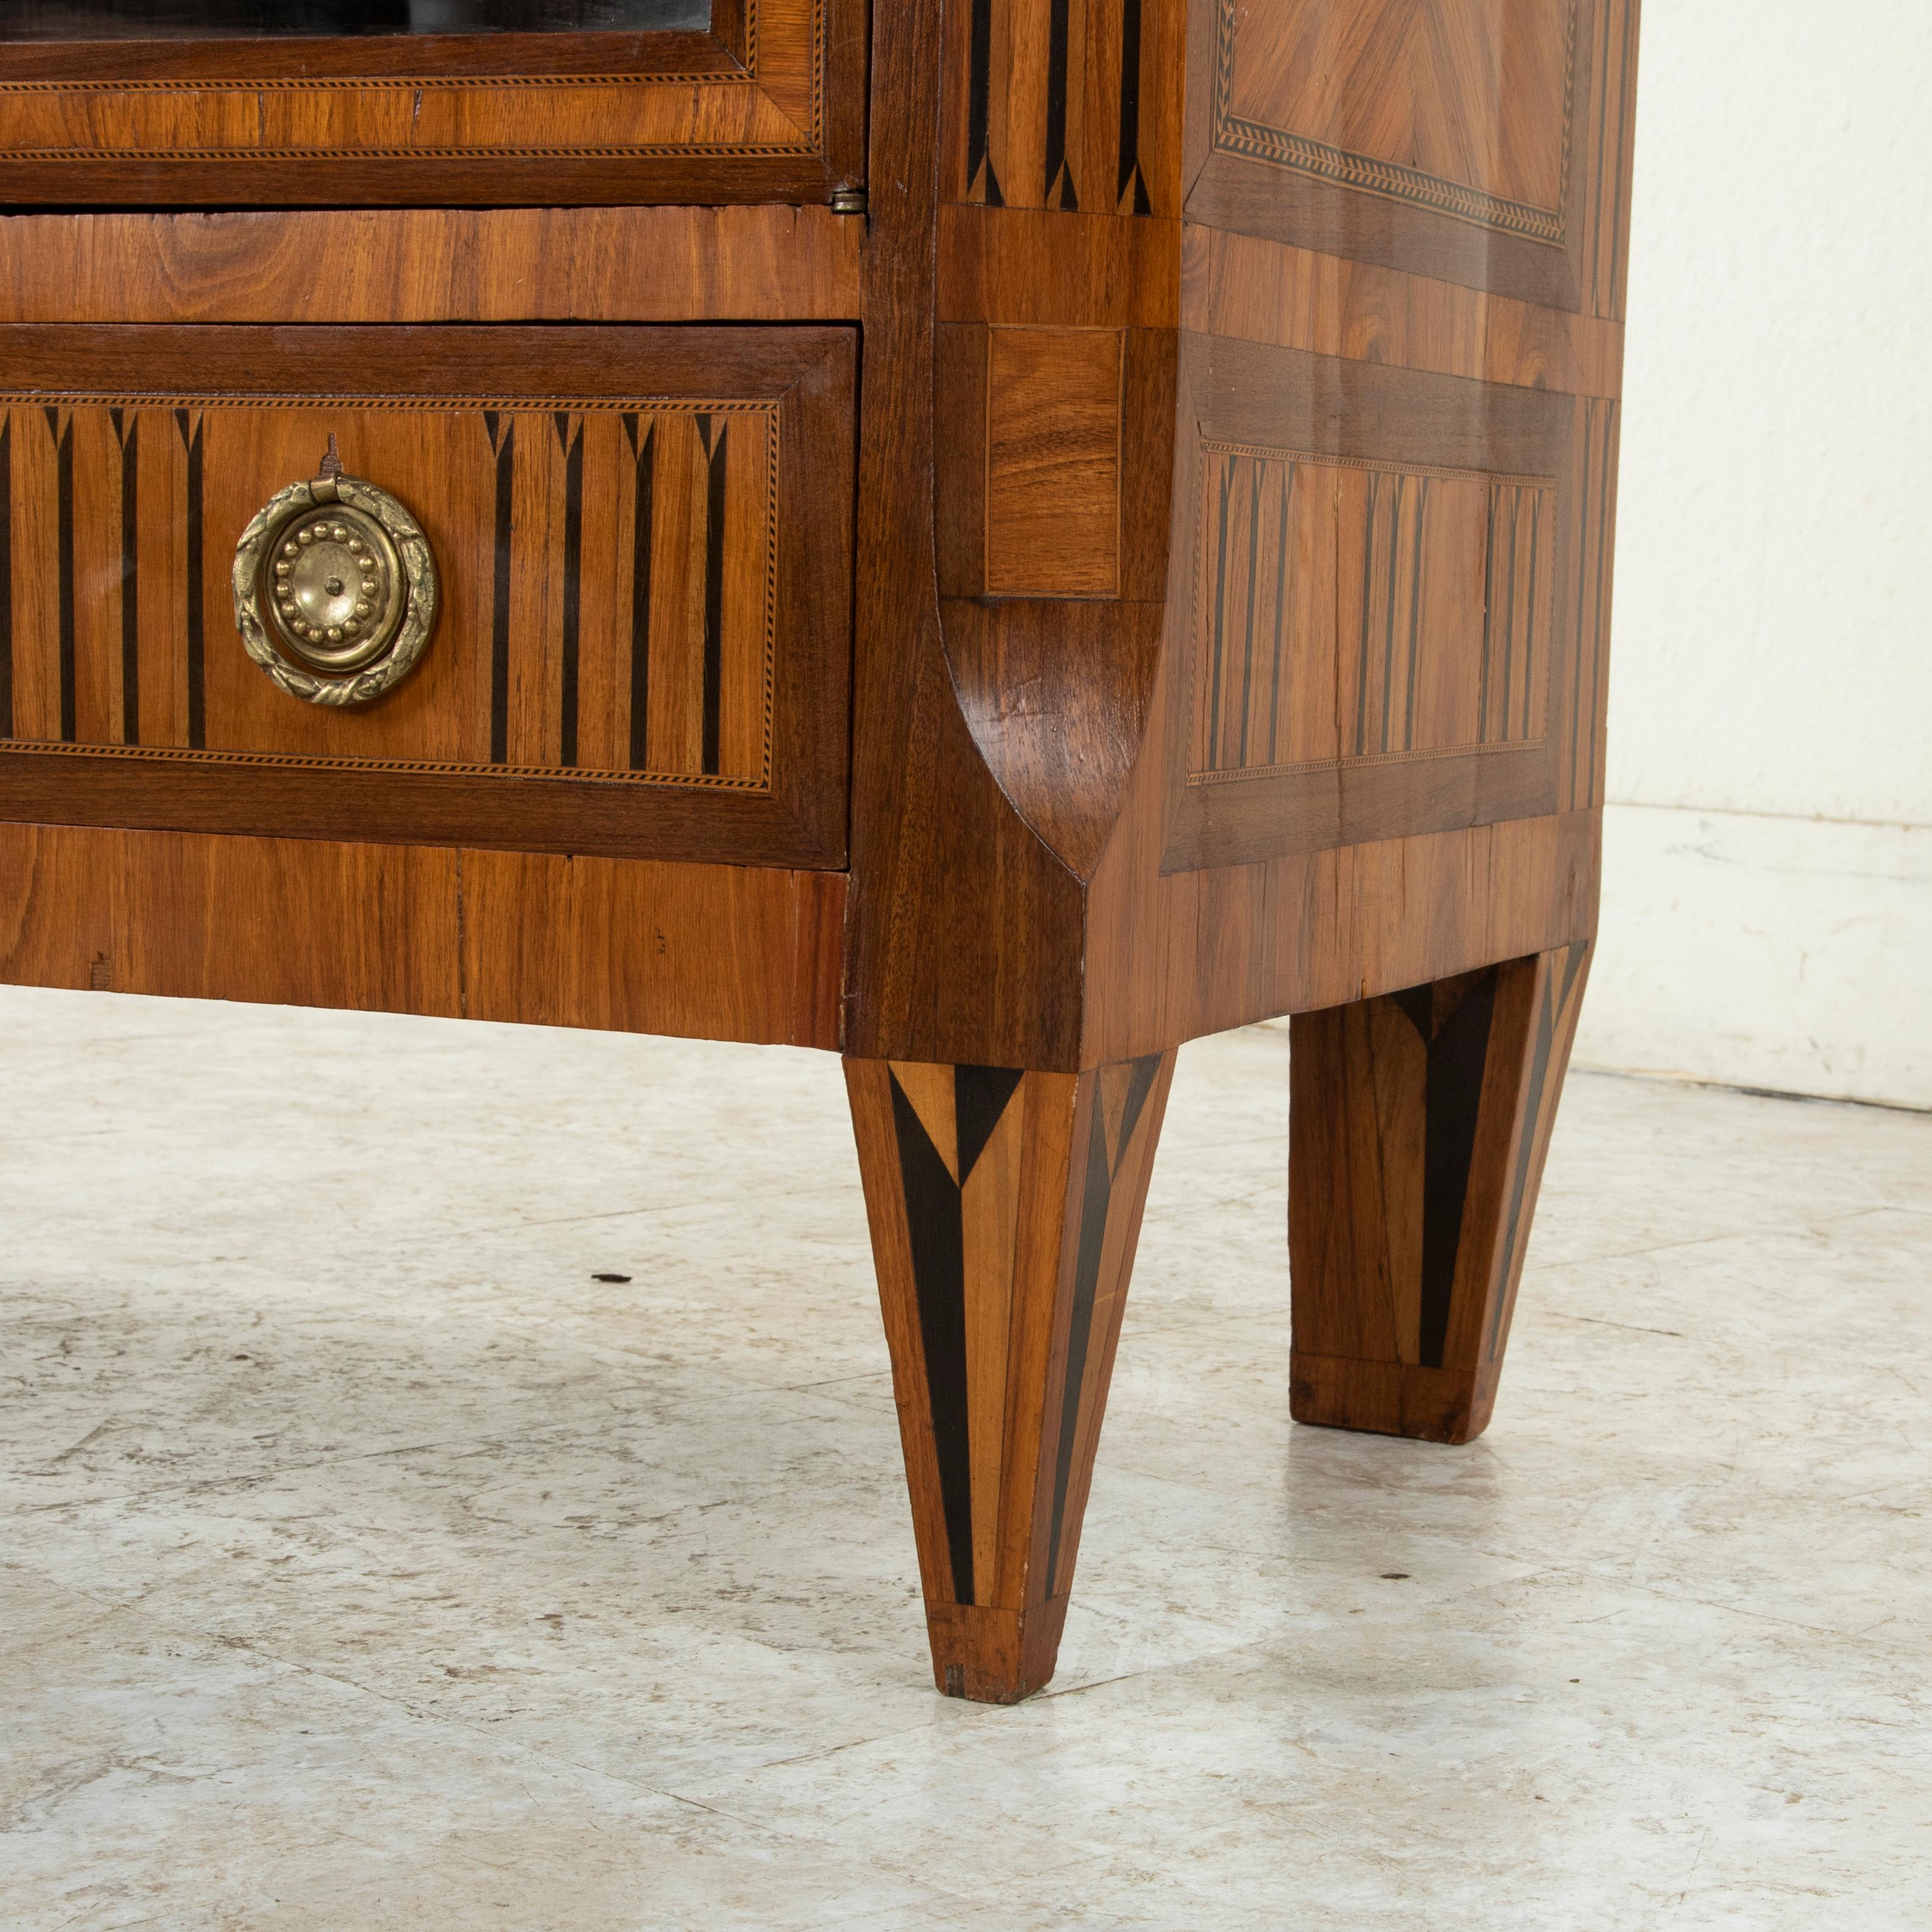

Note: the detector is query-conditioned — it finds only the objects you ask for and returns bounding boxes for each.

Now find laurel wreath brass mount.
[231,444,439,709]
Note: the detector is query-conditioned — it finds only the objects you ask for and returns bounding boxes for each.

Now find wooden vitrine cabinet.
[0,0,1641,1704]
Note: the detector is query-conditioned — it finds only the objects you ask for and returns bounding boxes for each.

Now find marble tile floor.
[1,984,1927,1931]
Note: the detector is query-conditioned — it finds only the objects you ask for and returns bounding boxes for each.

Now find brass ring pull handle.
[231,443,438,708]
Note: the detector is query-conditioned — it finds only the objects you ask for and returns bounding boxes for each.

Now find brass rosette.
[232,468,438,708]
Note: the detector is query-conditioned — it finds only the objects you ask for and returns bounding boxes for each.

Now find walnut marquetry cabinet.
[0,1,1638,1704]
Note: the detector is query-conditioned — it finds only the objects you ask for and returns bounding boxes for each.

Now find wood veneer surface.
[0,208,862,327]
[0,822,842,1049]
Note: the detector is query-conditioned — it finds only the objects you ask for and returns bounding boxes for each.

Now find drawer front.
[0,1,862,209]
[0,323,853,867]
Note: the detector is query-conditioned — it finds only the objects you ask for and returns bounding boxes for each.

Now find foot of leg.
[1288,942,1593,1444]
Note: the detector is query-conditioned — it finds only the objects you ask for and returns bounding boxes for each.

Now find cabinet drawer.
[0,323,853,868]
[0,1,862,210]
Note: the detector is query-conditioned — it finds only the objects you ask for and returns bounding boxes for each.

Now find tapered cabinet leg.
[1288,942,1593,1445]
[847,1051,1176,1703]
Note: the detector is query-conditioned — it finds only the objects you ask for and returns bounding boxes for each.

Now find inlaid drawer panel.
[0,323,853,867]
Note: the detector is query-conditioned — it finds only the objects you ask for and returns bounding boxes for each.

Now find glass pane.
[0,0,713,38]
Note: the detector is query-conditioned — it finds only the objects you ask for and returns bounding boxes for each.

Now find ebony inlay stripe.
[0,417,12,740]
[174,410,204,750]
[1567,401,1618,810]
[1568,404,1596,809]
[1520,487,1542,741]
[45,409,74,744]
[1205,459,1233,770]
[1354,470,1380,756]
[113,411,139,746]
[1473,481,1555,748]
[1377,473,1406,756]
[624,414,656,772]
[889,1070,975,1607]
[1044,0,1077,209]
[554,413,584,770]
[1048,1088,1115,1595]
[699,415,728,777]
[1497,485,1521,742]
[484,412,515,766]
[1236,458,1263,759]
[1489,943,1591,1359]
[966,0,1003,205]
[1479,485,1500,738]
[1045,1052,1161,1593]
[1395,974,1500,1370]
[1586,403,1617,808]
[1116,0,1151,214]
[1401,478,1431,750]
[1265,462,1292,766]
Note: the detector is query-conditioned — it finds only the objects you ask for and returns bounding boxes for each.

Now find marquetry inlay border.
[950,0,1178,217]
[0,741,770,794]
[0,391,782,795]
[1210,0,1580,245]
[0,392,784,421]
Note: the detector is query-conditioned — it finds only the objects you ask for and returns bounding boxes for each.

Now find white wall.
[1575,1,1932,1107]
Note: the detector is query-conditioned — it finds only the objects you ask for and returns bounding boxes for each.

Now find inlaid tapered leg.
[1288,942,1593,1445]
[846,1051,1175,1703]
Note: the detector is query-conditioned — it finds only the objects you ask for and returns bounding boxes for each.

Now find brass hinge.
[830,187,867,217]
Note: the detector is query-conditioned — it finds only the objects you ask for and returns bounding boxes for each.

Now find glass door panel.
[0,0,858,211]
[0,0,712,35]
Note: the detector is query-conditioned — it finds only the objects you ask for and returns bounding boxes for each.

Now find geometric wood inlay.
[1288,939,1593,1444]
[863,1051,1169,1608]
[1212,0,1580,243]
[1160,337,1606,873]
[1042,1051,1168,1596]
[887,1061,1030,1607]
[1191,442,1554,782]
[950,0,1180,216]
[0,394,778,792]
